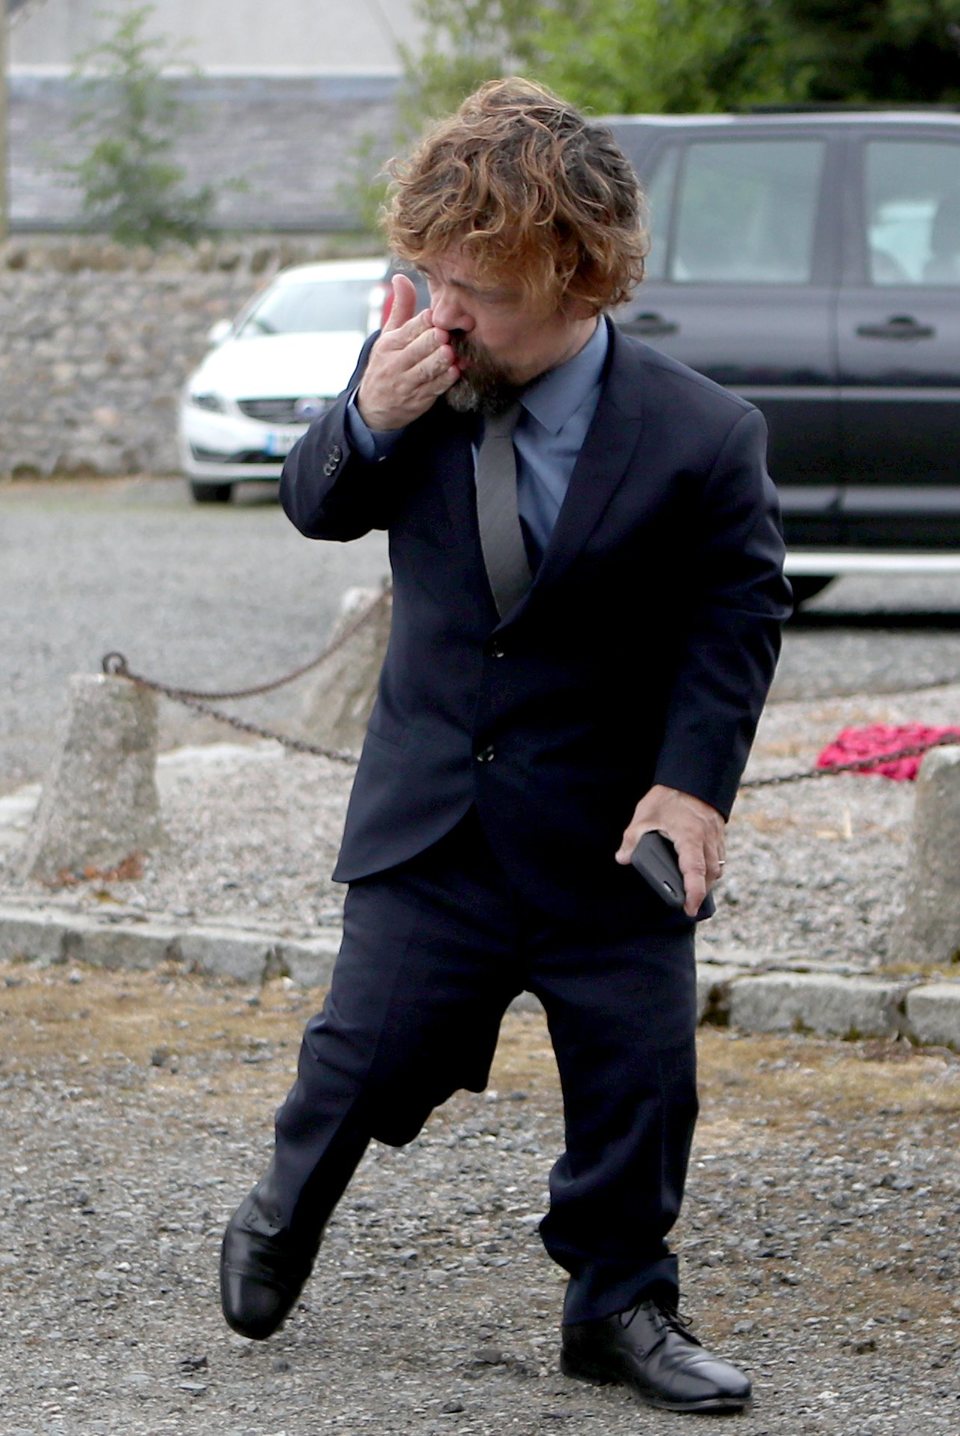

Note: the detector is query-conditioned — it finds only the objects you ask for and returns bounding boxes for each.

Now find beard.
[443,334,525,417]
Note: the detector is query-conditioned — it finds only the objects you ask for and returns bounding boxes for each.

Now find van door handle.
[855,315,935,340]
[621,312,679,338]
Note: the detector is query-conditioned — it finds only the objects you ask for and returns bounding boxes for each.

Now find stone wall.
[0,235,380,477]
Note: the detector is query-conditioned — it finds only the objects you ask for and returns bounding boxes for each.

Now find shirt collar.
[520,318,608,435]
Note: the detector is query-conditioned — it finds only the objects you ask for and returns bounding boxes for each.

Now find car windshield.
[236,278,381,337]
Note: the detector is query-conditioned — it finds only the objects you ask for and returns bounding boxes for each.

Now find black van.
[607,110,960,600]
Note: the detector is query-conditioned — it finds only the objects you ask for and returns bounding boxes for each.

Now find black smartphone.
[630,830,686,909]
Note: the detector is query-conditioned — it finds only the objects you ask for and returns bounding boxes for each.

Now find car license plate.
[264,427,304,458]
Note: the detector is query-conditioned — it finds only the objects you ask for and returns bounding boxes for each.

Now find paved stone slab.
[905,982,960,1051]
[728,970,907,1039]
[696,962,750,1023]
[176,927,279,984]
[273,935,342,988]
[60,916,181,971]
[0,908,74,964]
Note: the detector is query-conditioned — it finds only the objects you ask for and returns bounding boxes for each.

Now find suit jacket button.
[475,744,495,763]
[488,640,505,659]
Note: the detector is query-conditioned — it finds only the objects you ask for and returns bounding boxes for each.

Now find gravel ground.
[2,962,958,1436]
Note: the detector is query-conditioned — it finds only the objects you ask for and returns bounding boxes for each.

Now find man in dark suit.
[221,78,791,1414]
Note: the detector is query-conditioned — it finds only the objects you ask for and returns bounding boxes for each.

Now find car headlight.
[189,391,230,414]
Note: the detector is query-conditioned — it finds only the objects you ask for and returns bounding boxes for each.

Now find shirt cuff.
[345,390,405,461]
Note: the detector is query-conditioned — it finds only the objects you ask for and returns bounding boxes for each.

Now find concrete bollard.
[299,587,392,755]
[21,673,164,883]
[894,744,960,968]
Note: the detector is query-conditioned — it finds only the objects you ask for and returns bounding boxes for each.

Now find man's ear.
[561,294,600,321]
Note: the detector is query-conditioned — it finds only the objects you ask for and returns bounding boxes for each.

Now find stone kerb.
[895,745,960,968]
[727,969,908,1040]
[905,983,960,1050]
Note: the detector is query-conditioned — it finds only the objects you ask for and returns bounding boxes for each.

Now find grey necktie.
[475,403,532,618]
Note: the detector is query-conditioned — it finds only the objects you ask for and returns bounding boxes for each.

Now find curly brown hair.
[384,78,648,315]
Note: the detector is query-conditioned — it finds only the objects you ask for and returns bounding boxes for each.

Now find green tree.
[396,0,544,128]
[532,0,794,114]
[398,0,960,127]
[779,0,960,103]
[347,0,960,230]
[344,1,547,234]
[66,5,219,247]
[398,0,796,123]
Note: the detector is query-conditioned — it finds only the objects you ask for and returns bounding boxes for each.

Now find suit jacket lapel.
[408,405,478,541]
[532,321,645,591]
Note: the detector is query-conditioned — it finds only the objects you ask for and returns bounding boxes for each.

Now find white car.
[179,257,390,502]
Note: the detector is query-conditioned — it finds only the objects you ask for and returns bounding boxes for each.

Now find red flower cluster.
[816,724,960,782]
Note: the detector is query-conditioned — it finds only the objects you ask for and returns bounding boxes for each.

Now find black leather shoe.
[561,1298,751,1413]
[219,1174,321,1340]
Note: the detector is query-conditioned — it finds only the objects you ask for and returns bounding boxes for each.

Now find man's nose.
[430,286,472,331]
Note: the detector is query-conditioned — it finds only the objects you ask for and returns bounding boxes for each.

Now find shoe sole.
[560,1351,751,1414]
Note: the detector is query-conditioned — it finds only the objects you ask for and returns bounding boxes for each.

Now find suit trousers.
[269,808,700,1324]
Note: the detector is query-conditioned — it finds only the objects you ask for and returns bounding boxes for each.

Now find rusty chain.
[102,583,392,765]
[740,730,960,788]
[103,580,958,787]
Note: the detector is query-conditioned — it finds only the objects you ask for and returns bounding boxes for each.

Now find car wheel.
[789,575,834,608]
[189,480,233,504]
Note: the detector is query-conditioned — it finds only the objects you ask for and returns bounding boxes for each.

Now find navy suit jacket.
[281,319,792,923]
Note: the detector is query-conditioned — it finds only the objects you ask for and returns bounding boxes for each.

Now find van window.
[641,144,680,282]
[669,140,825,284]
[865,141,960,286]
